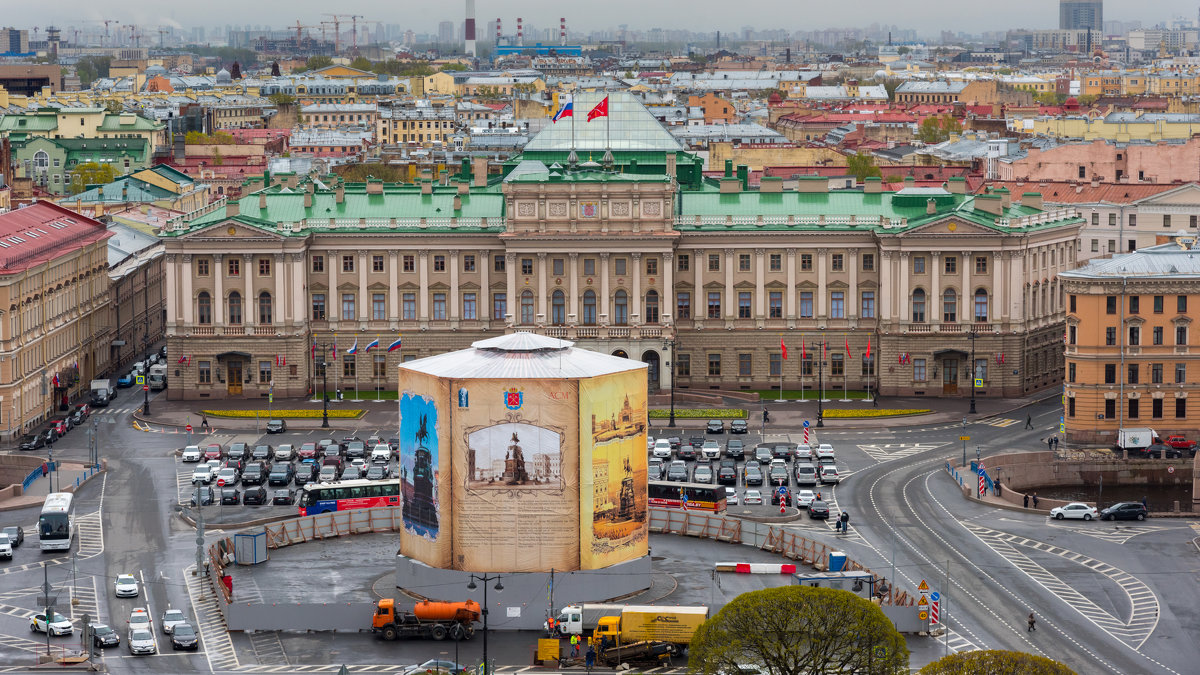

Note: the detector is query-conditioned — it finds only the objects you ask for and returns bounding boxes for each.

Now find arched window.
[33,151,48,171]
[645,290,659,324]
[614,290,628,325]
[197,291,212,325]
[520,290,534,324]
[583,290,597,326]
[942,289,957,323]
[258,291,272,324]
[974,289,988,323]
[911,289,926,323]
[551,290,566,325]
[228,291,242,325]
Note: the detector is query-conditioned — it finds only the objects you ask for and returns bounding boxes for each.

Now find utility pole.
[194,486,206,599]
[41,563,53,655]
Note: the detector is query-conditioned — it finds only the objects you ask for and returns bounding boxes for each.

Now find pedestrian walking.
[995,479,1003,498]
[763,409,770,424]
[1053,436,1059,451]
[1027,611,1036,632]
[570,634,580,657]
[1032,492,1039,508]
[1025,413,1034,429]
[872,392,879,408]
[1046,436,1054,451]
[599,635,609,652]
[201,413,210,432]
[585,645,596,671]
[1141,495,1148,510]
[839,511,850,534]
[1023,493,1029,508]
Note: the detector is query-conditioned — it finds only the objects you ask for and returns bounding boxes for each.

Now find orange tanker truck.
[372,599,481,641]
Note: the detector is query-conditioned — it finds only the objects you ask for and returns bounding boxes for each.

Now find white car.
[816,444,836,460]
[651,439,673,459]
[114,574,139,598]
[161,608,187,634]
[794,444,814,461]
[128,608,151,632]
[1050,502,1098,521]
[30,611,73,636]
[191,465,217,485]
[700,441,721,460]
[744,489,764,505]
[820,465,841,484]
[725,487,739,505]
[127,628,156,655]
[796,489,816,509]
[274,444,295,461]
[181,445,202,462]
[215,468,239,486]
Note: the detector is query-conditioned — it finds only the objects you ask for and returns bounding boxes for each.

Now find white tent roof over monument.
[400,331,647,380]
[523,91,684,153]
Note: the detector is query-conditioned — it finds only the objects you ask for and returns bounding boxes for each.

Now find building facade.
[1060,0,1103,31]
[1062,241,1200,444]
[160,94,1082,402]
[0,202,113,441]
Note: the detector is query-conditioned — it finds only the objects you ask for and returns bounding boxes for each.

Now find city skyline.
[2,1,1195,40]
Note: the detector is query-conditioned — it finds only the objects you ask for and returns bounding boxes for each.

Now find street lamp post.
[466,574,503,675]
[142,273,152,415]
[816,357,825,428]
[314,343,331,428]
[662,333,677,428]
[968,330,977,415]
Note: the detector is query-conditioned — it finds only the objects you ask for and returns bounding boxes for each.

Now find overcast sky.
[8,1,1194,36]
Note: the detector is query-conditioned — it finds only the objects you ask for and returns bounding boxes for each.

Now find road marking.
[977,417,1020,427]
[1045,519,1174,544]
[184,564,239,672]
[75,510,104,560]
[857,442,948,464]
[962,522,1162,651]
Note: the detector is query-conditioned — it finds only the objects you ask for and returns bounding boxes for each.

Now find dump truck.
[372,599,480,641]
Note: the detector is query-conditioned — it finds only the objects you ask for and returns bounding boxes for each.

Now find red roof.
[979,181,1183,204]
[0,201,111,274]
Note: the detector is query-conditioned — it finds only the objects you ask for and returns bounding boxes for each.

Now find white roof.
[399,332,647,380]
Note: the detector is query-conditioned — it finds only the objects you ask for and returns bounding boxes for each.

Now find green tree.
[74,55,111,88]
[919,650,1077,675]
[475,85,502,100]
[68,162,118,195]
[1075,94,1098,106]
[296,55,333,73]
[102,99,124,114]
[1034,91,1067,106]
[268,93,297,107]
[350,56,373,71]
[689,586,909,675]
[439,62,468,72]
[847,152,882,183]
[211,148,224,166]
[917,115,964,144]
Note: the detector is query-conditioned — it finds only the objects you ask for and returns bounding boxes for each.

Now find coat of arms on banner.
[504,387,523,410]
[580,201,599,218]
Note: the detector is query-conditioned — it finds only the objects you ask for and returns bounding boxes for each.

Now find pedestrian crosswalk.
[185,564,239,672]
[977,417,1020,428]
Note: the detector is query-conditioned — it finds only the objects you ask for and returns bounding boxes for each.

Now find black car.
[242,486,268,505]
[344,441,367,459]
[743,466,764,486]
[294,461,319,486]
[171,623,199,651]
[1100,502,1148,521]
[265,419,287,434]
[717,463,738,486]
[647,462,664,480]
[220,488,241,505]
[272,489,295,505]
[222,458,245,473]
[1,525,24,547]
[677,444,697,460]
[706,420,725,434]
[1140,443,1182,459]
[322,445,342,460]
[241,462,270,486]
[268,464,295,486]
[227,443,250,461]
[366,465,389,480]
[687,435,705,448]
[771,444,793,460]
[18,434,45,451]
[251,445,274,462]
[189,487,215,506]
[70,409,87,426]
[388,437,399,454]
[725,439,746,459]
[667,437,682,450]
[730,420,749,434]
[92,623,120,648]
[809,500,830,519]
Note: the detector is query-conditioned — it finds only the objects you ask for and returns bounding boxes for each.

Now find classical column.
[848,249,859,320]
[899,252,910,322]
[693,249,704,320]
[568,253,579,319]
[505,252,517,324]
[479,250,491,324]
[600,253,611,320]
[388,251,399,320]
[418,251,430,322]
[291,253,305,326]
[1006,250,1022,323]
[930,252,941,323]
[164,254,178,327]
[357,250,369,321]
[961,250,971,323]
[273,254,285,326]
[786,249,797,319]
[536,252,547,321]
[754,249,766,318]
[631,253,642,323]
[879,251,892,322]
[181,255,193,325]
[450,250,461,321]
[662,252,674,323]
[327,250,336,322]
[243,254,254,326]
[724,248,735,320]
[213,254,225,326]
[816,248,828,318]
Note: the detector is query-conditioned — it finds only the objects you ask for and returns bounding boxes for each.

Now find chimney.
[927,198,937,215]
[472,157,488,187]
[995,187,1011,209]
[973,193,1003,215]
[421,180,433,195]
[945,177,967,194]
[719,177,742,194]
[457,180,469,195]
[453,195,462,211]
[225,200,240,218]
[465,0,477,56]
[336,185,345,203]
[665,152,677,179]
[795,176,828,193]
[561,17,567,46]
[259,192,267,209]
[517,17,523,46]
[760,177,783,193]
[864,177,883,193]
[903,175,915,189]
[1021,192,1044,210]
[303,191,313,208]
[1091,176,1100,188]
[737,165,748,190]
[366,180,384,195]
[461,157,471,180]
[121,185,128,201]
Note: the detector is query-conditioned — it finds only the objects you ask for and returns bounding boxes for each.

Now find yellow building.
[1023,112,1200,142]
[0,108,165,147]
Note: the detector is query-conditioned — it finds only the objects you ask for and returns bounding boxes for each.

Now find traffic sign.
[186,424,192,433]
[959,435,970,441]
[930,600,940,625]
[1169,466,1176,474]
[930,591,940,602]
[918,579,929,591]
[918,610,928,621]
[217,479,225,487]
[918,594,928,606]
[974,378,983,388]
[803,420,810,428]
[136,375,145,385]
[143,385,149,391]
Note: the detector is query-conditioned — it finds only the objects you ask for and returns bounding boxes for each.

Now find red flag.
[801,339,807,360]
[866,336,872,359]
[845,335,852,360]
[823,340,828,359]
[780,336,788,360]
[586,96,609,121]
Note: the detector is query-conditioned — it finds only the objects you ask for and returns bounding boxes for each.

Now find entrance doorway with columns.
[641,350,660,391]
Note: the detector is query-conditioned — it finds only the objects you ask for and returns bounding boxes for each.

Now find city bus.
[298,479,400,516]
[648,481,727,513]
[39,492,76,552]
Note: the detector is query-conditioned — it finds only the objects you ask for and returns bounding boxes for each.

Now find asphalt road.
[1,393,1197,674]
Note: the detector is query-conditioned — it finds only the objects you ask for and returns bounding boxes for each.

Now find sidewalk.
[0,461,101,511]
[134,395,398,433]
[650,392,1054,429]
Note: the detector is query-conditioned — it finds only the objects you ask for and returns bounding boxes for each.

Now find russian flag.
[346,339,358,355]
[552,95,573,122]
[365,338,380,352]
[387,336,403,353]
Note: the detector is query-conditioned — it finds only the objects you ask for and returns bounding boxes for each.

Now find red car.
[203,444,224,461]
[1165,436,1197,457]
[49,419,69,436]
[298,442,318,460]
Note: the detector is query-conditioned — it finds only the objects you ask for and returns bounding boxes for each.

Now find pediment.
[674,280,695,290]
[429,282,451,291]
[903,218,997,236]
[337,282,359,291]
[765,280,788,290]
[828,280,849,290]
[367,282,389,291]
[703,281,726,290]
[1137,183,1200,206]
[398,282,421,291]
[858,279,879,289]
[309,282,328,292]
[178,218,285,242]
[733,280,756,290]
[796,280,818,290]
[459,281,481,291]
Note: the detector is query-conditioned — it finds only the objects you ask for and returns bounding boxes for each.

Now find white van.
[370,444,391,464]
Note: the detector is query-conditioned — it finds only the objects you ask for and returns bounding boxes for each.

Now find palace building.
[160,93,1082,401]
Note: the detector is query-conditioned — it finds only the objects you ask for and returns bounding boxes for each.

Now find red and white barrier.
[715,562,797,574]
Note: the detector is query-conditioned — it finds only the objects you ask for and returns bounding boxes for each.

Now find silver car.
[161,608,187,634]
[127,628,156,655]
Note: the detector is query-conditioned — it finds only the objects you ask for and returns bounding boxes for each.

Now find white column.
[327,250,336,322]
[724,248,735,320]
[754,249,766,318]
[450,250,461,321]
[291,254,305,326]
[816,248,828,318]
[879,252,892,322]
[961,250,971,323]
[505,252,516,324]
[930,252,941,323]
[662,252,674,324]
[479,250,491,324]
[1007,251,1022,322]
[273,254,284,326]
[181,256,194,325]
[631,253,642,322]
[694,249,704,320]
[786,249,797,319]
[165,254,178,326]
[357,250,368,321]
[600,253,611,320]
[848,249,859,319]
[388,251,399,321]
[536,252,547,321]
[568,253,578,320]
[992,251,1002,324]
[898,252,910,321]
[419,251,430,322]
[243,255,254,325]
[213,254,225,326]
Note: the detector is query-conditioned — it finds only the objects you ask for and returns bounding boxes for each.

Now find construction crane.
[347,15,364,50]
[292,20,317,43]
[157,28,169,48]
[323,14,343,53]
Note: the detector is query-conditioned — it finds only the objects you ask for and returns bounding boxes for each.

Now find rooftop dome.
[146,64,167,77]
[216,68,231,84]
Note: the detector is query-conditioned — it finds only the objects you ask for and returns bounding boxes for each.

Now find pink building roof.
[0,201,111,274]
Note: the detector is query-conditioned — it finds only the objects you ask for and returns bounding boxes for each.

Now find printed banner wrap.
[398,371,451,567]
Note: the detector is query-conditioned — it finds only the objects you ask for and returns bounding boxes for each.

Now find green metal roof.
[96,114,163,131]
[0,115,58,132]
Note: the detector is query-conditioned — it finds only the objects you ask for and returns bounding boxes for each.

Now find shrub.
[648,408,747,419]
[821,408,930,418]
[201,409,364,419]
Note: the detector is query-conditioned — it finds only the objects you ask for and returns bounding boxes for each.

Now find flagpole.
[867,333,873,403]
[778,334,784,402]
[376,336,381,401]
[800,335,805,402]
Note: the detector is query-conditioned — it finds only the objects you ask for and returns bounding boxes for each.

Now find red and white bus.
[648,481,727,513]
[298,479,400,516]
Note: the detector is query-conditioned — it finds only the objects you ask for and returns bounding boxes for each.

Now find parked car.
[666,437,682,450]
[725,487,739,506]
[743,489,764,505]
[651,439,673,459]
[700,441,721,460]
[227,443,250,461]
[70,408,87,427]
[220,488,241,505]
[1165,435,1197,457]
[203,444,224,461]
[341,466,363,481]
[268,463,295,486]
[318,465,339,482]
[49,419,70,436]
[725,439,745,459]
[191,465,217,485]
[795,489,816,509]
[754,445,773,464]
[666,461,689,482]
[1050,502,1099,521]
[795,463,819,486]
[677,444,697,460]
[72,403,91,420]
[222,458,245,473]
[730,419,748,434]
[344,441,367,459]
[171,622,199,651]
[1140,443,1181,459]
[706,420,726,434]
[298,442,318,460]
[215,468,239,487]
[647,459,664,481]
[30,611,73,636]
[251,445,274,462]
[816,444,836,461]
[265,419,287,434]
[190,487,215,506]
[241,462,270,486]
[294,461,319,486]
[0,533,11,560]
[272,489,295,506]
[794,444,814,461]
[161,608,188,634]
[717,461,738,486]
[18,434,45,451]
[820,465,841,484]
[366,464,390,480]
[808,500,830,519]
[181,445,202,463]
[687,435,706,448]
[743,465,764,486]
[692,464,714,484]
[1,525,24,548]
[770,486,792,506]
[92,623,120,648]
[127,628,156,655]
[1099,502,1148,521]
[117,373,134,388]
[242,486,268,505]
[274,444,295,461]
[768,460,789,486]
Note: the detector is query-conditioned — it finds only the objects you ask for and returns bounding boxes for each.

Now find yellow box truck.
[595,605,709,647]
